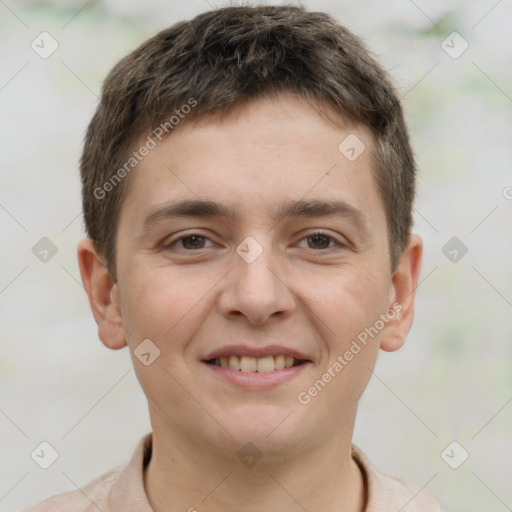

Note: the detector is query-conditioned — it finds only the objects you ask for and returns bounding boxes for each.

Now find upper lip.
[203,344,311,361]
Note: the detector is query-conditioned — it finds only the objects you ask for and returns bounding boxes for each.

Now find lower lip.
[202,361,311,389]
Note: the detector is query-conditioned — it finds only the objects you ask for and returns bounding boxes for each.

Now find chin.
[218,405,303,450]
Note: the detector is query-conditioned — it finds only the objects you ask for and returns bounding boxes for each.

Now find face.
[79,93,422,458]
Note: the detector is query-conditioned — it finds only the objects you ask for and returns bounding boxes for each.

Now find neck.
[144,419,366,512]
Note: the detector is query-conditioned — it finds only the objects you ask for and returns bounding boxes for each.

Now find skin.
[78,92,422,512]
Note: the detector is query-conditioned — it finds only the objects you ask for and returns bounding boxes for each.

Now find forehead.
[118,93,385,236]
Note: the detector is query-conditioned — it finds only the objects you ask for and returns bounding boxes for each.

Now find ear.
[77,238,127,350]
[380,234,423,352]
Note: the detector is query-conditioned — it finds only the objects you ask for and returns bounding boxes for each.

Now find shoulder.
[21,432,153,512]
[21,466,122,512]
[351,444,445,512]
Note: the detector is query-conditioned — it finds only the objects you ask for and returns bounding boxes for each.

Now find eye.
[163,230,346,252]
[297,230,345,250]
[164,233,215,251]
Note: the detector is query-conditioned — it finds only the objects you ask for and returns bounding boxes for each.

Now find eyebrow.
[142,198,370,233]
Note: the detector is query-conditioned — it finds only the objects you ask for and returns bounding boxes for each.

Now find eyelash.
[164,230,346,252]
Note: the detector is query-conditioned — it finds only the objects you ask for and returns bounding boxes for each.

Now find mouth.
[204,354,308,372]
[201,345,313,388]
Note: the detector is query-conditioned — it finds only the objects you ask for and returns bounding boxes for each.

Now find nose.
[218,238,296,326]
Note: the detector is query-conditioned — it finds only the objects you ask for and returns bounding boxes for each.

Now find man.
[25,5,444,511]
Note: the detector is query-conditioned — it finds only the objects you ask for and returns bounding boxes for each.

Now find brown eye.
[179,235,207,250]
[307,234,332,249]
[297,231,344,250]
[164,233,214,251]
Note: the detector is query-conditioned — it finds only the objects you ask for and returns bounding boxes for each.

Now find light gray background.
[1,1,511,511]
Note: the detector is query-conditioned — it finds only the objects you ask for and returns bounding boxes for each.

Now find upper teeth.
[213,355,297,372]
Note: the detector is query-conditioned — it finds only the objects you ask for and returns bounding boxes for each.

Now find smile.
[205,355,305,372]
[203,354,311,389]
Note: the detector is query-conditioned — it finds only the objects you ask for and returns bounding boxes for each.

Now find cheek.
[306,268,388,399]
[295,275,384,410]
[120,265,217,350]
[119,267,216,407]
[295,263,388,344]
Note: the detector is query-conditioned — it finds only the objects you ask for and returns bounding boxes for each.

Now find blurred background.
[1,1,511,511]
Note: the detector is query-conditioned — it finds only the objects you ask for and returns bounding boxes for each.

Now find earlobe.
[379,234,423,352]
[77,238,127,350]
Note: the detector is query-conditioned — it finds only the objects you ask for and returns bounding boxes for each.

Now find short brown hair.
[80,4,415,280]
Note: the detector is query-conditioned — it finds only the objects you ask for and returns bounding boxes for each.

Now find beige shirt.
[23,433,443,511]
